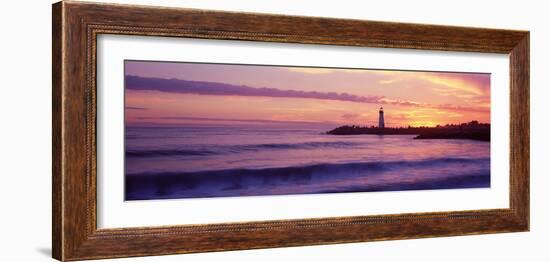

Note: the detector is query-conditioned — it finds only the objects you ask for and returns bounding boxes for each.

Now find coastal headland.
[327,121,490,142]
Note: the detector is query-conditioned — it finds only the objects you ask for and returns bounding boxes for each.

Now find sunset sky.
[125,61,490,128]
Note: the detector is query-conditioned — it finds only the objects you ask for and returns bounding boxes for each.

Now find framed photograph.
[52,1,529,261]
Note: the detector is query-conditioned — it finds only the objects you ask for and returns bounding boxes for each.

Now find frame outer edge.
[510,33,530,229]
[52,1,531,260]
[52,2,64,261]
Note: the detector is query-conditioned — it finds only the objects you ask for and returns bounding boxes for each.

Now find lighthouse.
[378,107,385,128]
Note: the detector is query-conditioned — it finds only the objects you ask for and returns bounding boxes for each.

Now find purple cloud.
[435,104,489,113]
[341,113,360,119]
[125,75,488,113]
[125,106,148,110]
[126,75,383,104]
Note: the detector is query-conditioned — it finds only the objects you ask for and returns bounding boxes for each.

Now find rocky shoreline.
[326,121,490,142]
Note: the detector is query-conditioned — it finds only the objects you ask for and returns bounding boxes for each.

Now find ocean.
[125,125,490,200]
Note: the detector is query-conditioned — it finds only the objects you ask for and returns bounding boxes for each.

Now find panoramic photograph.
[124,60,491,201]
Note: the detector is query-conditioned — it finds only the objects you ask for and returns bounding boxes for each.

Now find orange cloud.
[420,74,483,95]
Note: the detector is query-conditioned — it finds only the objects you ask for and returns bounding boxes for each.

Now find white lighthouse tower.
[378,107,385,128]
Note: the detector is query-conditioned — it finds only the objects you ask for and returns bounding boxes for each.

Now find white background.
[98,35,509,228]
[0,0,547,261]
